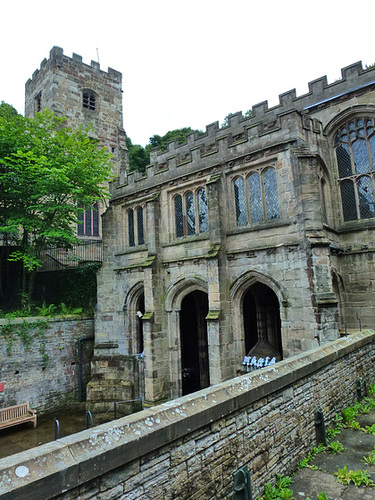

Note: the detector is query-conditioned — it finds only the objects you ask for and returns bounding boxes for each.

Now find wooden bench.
[0,402,37,430]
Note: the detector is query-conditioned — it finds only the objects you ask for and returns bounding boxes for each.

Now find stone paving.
[290,407,375,500]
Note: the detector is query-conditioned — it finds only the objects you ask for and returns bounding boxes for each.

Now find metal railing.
[38,240,103,272]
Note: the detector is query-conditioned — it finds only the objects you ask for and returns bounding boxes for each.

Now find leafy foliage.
[362,447,375,465]
[327,440,345,454]
[258,474,294,499]
[0,103,112,305]
[126,137,149,174]
[127,127,204,173]
[0,318,48,364]
[298,443,325,470]
[59,263,100,312]
[221,109,253,127]
[334,464,374,486]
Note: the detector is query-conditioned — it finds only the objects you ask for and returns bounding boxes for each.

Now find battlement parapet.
[25,46,122,91]
[120,61,375,193]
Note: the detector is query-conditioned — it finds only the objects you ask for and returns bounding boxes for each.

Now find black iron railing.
[38,240,103,272]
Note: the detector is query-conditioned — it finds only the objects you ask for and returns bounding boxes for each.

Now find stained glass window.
[175,195,184,237]
[185,191,196,235]
[137,206,145,245]
[233,168,280,226]
[248,173,263,223]
[197,188,209,233]
[234,177,248,225]
[264,168,280,220]
[358,176,375,219]
[77,203,100,237]
[128,209,135,246]
[92,203,99,237]
[174,188,209,237]
[336,117,375,221]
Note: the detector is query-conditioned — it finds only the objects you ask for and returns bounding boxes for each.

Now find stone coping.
[0,315,93,326]
[0,330,374,499]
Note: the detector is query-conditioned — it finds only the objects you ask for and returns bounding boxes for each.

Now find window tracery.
[128,205,145,247]
[335,117,375,221]
[77,202,100,237]
[174,187,208,237]
[233,167,280,226]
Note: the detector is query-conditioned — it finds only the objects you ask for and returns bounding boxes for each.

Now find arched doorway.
[180,290,209,395]
[243,282,282,359]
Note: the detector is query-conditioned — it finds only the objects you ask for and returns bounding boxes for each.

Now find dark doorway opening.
[243,282,282,359]
[136,293,145,353]
[180,290,209,395]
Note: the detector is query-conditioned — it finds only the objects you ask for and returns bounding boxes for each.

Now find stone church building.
[27,48,375,409]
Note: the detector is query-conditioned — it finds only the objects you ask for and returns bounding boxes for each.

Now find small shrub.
[363,424,375,435]
[327,441,345,454]
[258,474,294,499]
[334,464,374,486]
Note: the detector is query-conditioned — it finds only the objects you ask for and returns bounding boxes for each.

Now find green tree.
[127,127,201,174]
[126,137,149,174]
[0,103,113,306]
[147,127,197,152]
[221,109,253,127]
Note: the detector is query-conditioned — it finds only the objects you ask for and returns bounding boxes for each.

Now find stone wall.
[0,316,94,414]
[92,61,375,406]
[1,330,374,499]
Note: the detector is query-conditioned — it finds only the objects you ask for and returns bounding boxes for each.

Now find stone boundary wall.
[0,331,374,499]
[0,316,94,414]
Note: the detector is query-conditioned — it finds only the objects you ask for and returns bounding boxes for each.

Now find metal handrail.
[86,410,93,429]
[54,418,60,440]
[114,399,142,419]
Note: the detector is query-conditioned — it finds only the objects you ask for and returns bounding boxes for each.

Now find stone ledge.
[0,330,374,499]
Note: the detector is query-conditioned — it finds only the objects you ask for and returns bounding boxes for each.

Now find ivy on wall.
[60,263,101,311]
[0,319,49,366]
[33,262,101,313]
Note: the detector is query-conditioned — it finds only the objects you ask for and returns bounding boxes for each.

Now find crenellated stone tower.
[25,46,127,240]
[27,49,375,412]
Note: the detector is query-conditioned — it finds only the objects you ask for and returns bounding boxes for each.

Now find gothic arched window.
[248,172,263,223]
[263,168,280,220]
[197,187,209,233]
[77,202,100,237]
[233,167,280,226]
[335,117,375,221]
[128,206,145,247]
[174,187,209,237]
[234,177,247,226]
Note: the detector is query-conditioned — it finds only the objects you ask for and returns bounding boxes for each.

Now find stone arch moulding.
[323,104,375,137]
[230,269,288,362]
[230,269,287,305]
[165,275,208,312]
[123,281,145,355]
[164,275,209,400]
[123,281,145,312]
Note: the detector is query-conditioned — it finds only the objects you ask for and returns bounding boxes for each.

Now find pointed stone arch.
[165,275,208,312]
[165,276,209,398]
[124,281,145,354]
[230,270,287,362]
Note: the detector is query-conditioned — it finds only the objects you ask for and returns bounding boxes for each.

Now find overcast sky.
[1,1,374,146]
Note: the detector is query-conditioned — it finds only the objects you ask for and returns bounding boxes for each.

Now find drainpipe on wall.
[78,336,94,402]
